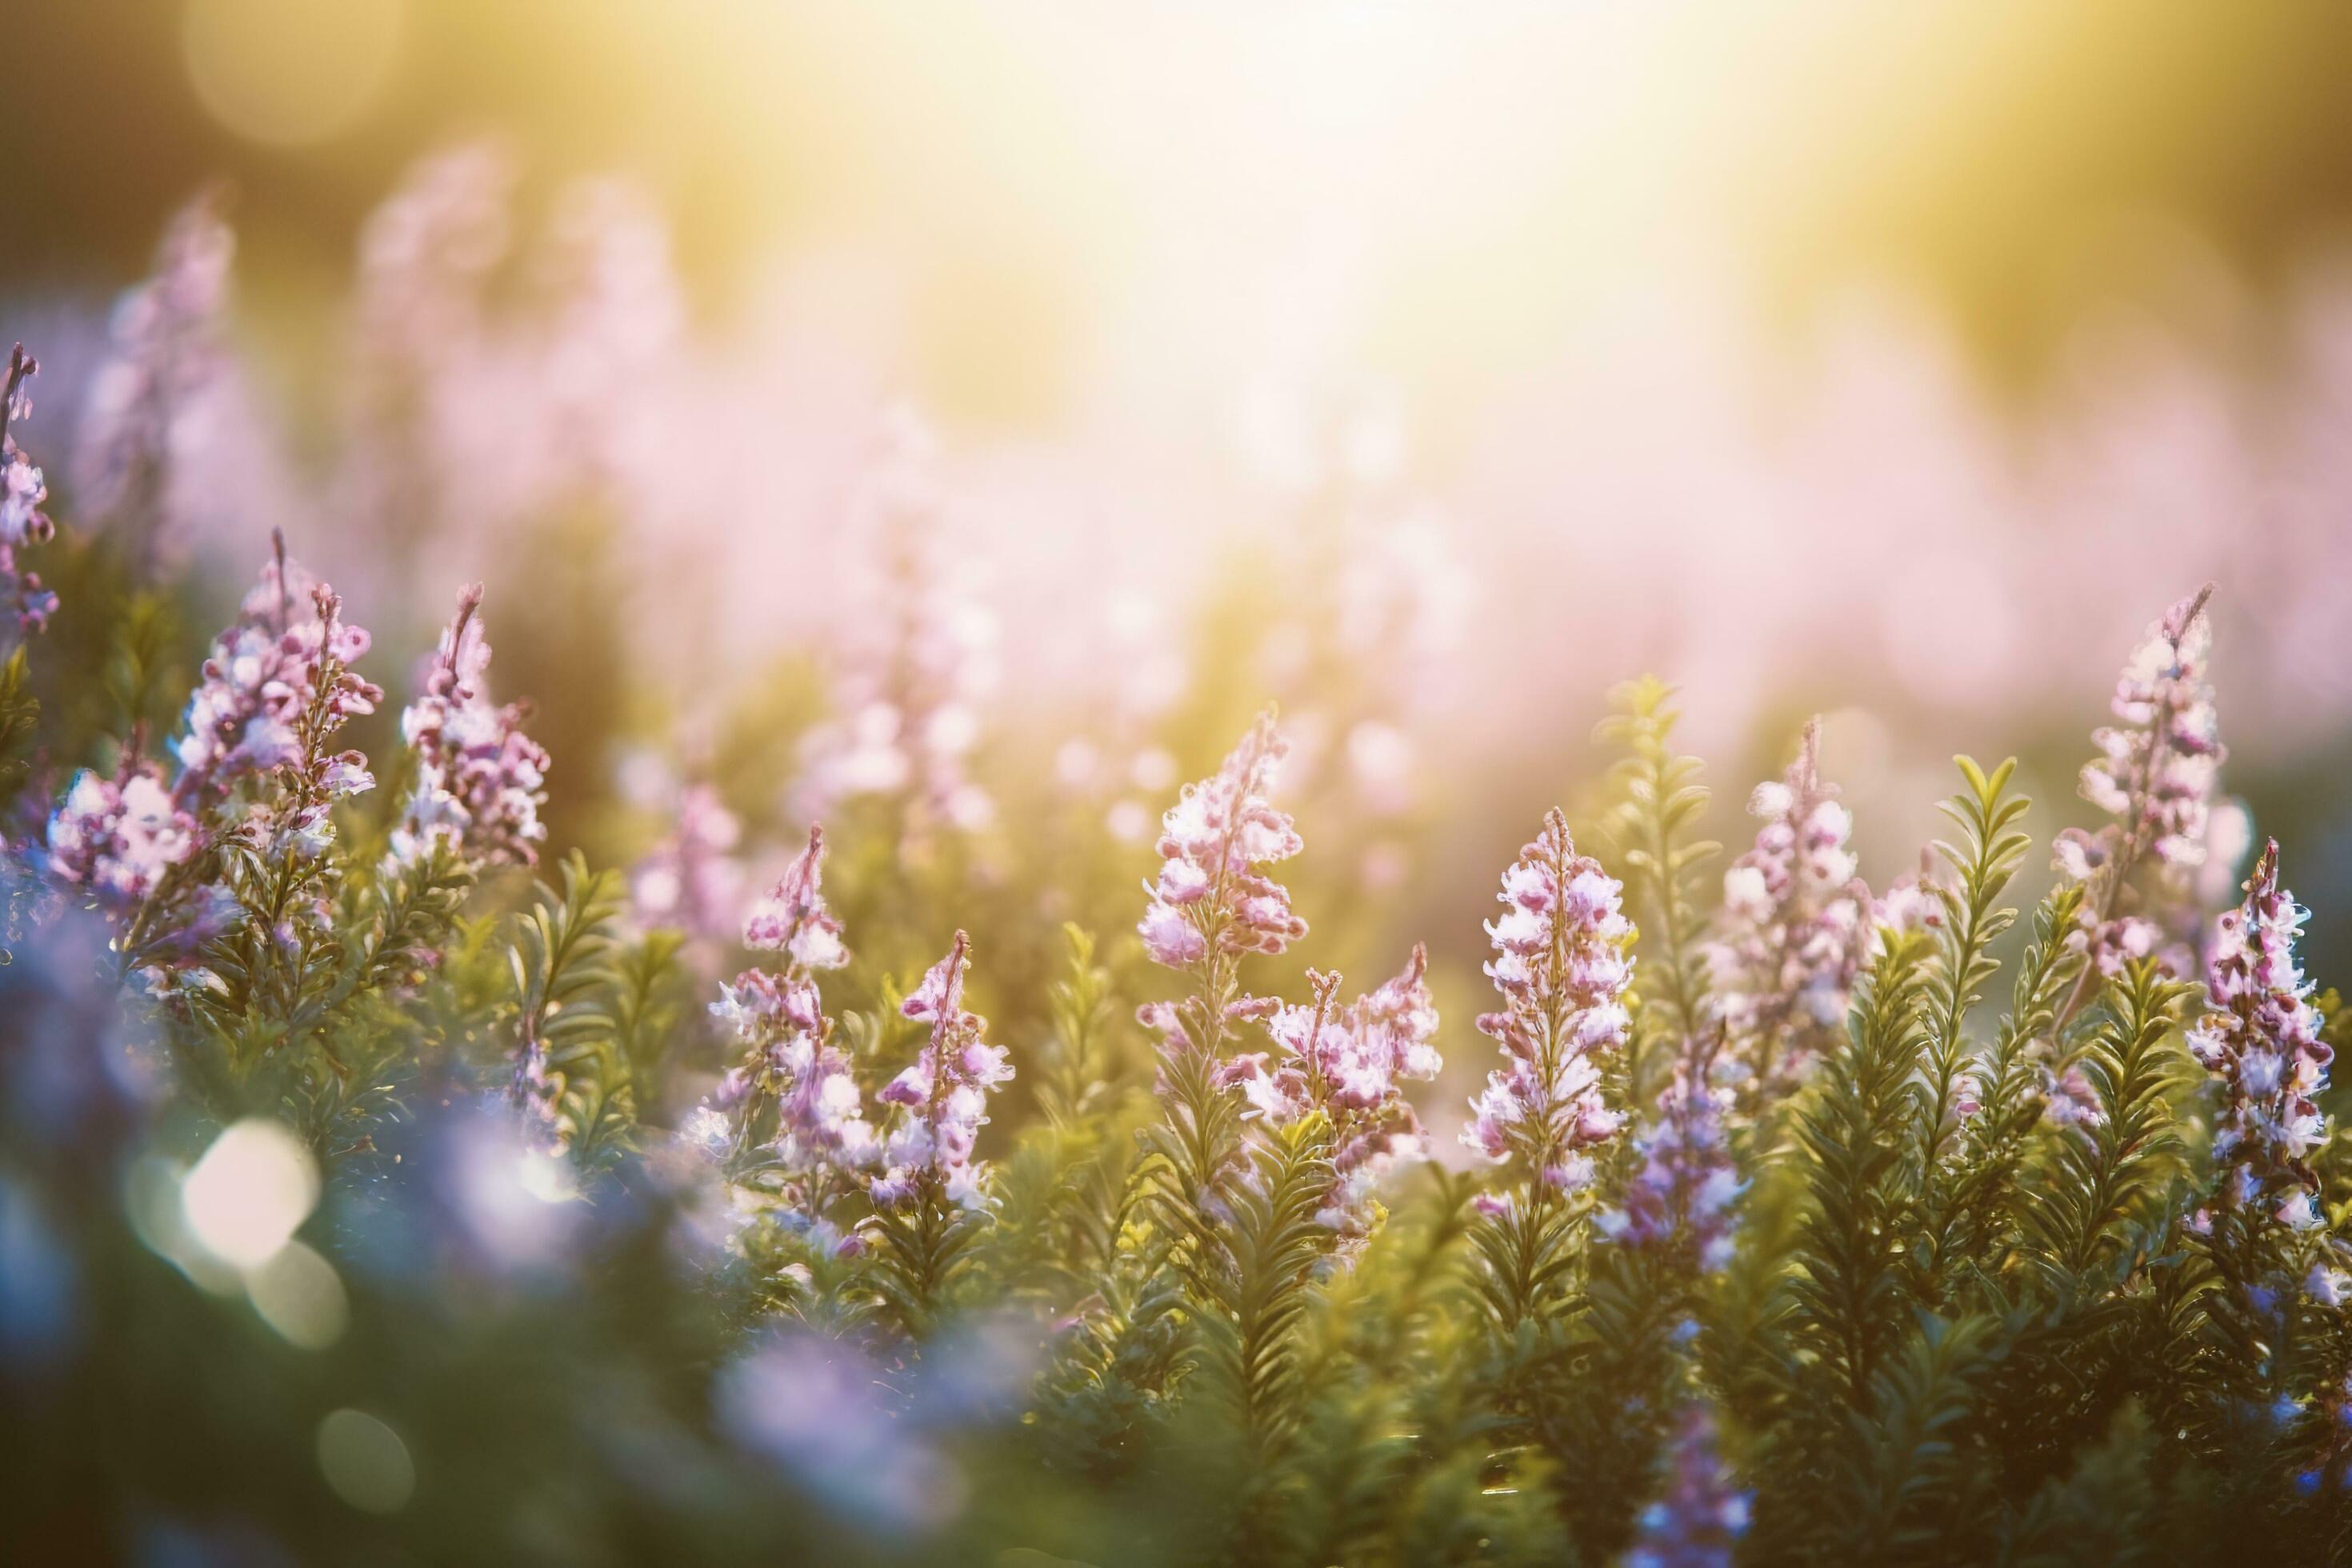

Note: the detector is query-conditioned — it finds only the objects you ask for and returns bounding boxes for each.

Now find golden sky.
[11,2,2352,430]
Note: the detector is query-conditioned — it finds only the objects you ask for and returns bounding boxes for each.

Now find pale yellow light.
[182,0,403,147]
[246,1240,350,1350]
[179,1118,319,1270]
[317,1409,416,1514]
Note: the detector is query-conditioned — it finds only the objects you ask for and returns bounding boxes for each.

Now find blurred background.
[4,0,2350,972]
[9,6,2352,1561]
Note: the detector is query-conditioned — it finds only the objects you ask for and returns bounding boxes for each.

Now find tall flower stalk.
[795,410,998,852]
[1138,710,1309,1225]
[1216,946,1442,1256]
[1598,1030,1742,1277]
[630,782,744,962]
[1,344,58,638]
[1707,718,1871,1115]
[106,533,382,992]
[866,930,1013,1331]
[1627,1404,1752,1568]
[75,192,236,574]
[2053,586,2225,1006]
[698,824,875,1246]
[1462,809,1635,1331]
[2188,842,2339,1297]
[391,583,550,870]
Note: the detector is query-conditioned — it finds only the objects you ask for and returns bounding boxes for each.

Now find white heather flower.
[678,1106,733,1162]
[2187,841,2330,1261]
[1462,810,1634,1182]
[2306,1262,2350,1309]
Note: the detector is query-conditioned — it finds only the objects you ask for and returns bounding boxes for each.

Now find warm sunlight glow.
[182,0,403,146]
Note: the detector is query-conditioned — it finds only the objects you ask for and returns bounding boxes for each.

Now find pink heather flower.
[870,931,1013,1213]
[794,409,998,847]
[1872,850,1945,946]
[1950,1072,1983,1122]
[1222,949,1443,1249]
[630,782,745,948]
[1461,810,1634,1187]
[74,192,235,571]
[1626,1405,1752,1568]
[698,842,874,1202]
[351,142,513,367]
[1139,898,1209,967]
[1706,718,1872,1108]
[742,824,849,972]
[175,535,383,807]
[1598,1032,1744,1275]
[1,345,58,637]
[710,968,877,1175]
[45,763,198,914]
[2042,1062,2106,1131]
[2054,588,2226,978]
[2188,842,2332,1260]
[392,584,549,868]
[1138,710,1308,971]
[534,177,687,455]
[334,143,516,554]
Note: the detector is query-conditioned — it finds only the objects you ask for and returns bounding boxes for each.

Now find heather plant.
[11,325,2352,1568]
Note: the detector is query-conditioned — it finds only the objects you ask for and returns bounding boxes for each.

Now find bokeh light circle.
[179,1118,319,1270]
[316,1409,415,1514]
[182,0,403,147]
[246,1241,349,1350]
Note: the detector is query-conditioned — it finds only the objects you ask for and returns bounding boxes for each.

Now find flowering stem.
[2052,584,2214,1035]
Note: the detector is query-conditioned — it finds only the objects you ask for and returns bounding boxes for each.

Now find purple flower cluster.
[1215,947,1444,1243]
[36,536,380,968]
[2054,588,2226,976]
[392,584,550,869]
[706,826,875,1190]
[2042,1062,2105,1132]
[1706,719,1871,1106]
[1461,810,1634,1194]
[742,822,850,971]
[1626,1405,1752,1568]
[1,344,58,636]
[44,763,198,914]
[871,931,1014,1212]
[175,538,382,809]
[1138,710,1308,971]
[2187,842,2332,1243]
[1598,1034,1743,1273]
[710,968,876,1176]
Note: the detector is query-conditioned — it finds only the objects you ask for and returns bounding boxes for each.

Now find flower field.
[6,9,2352,1565]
